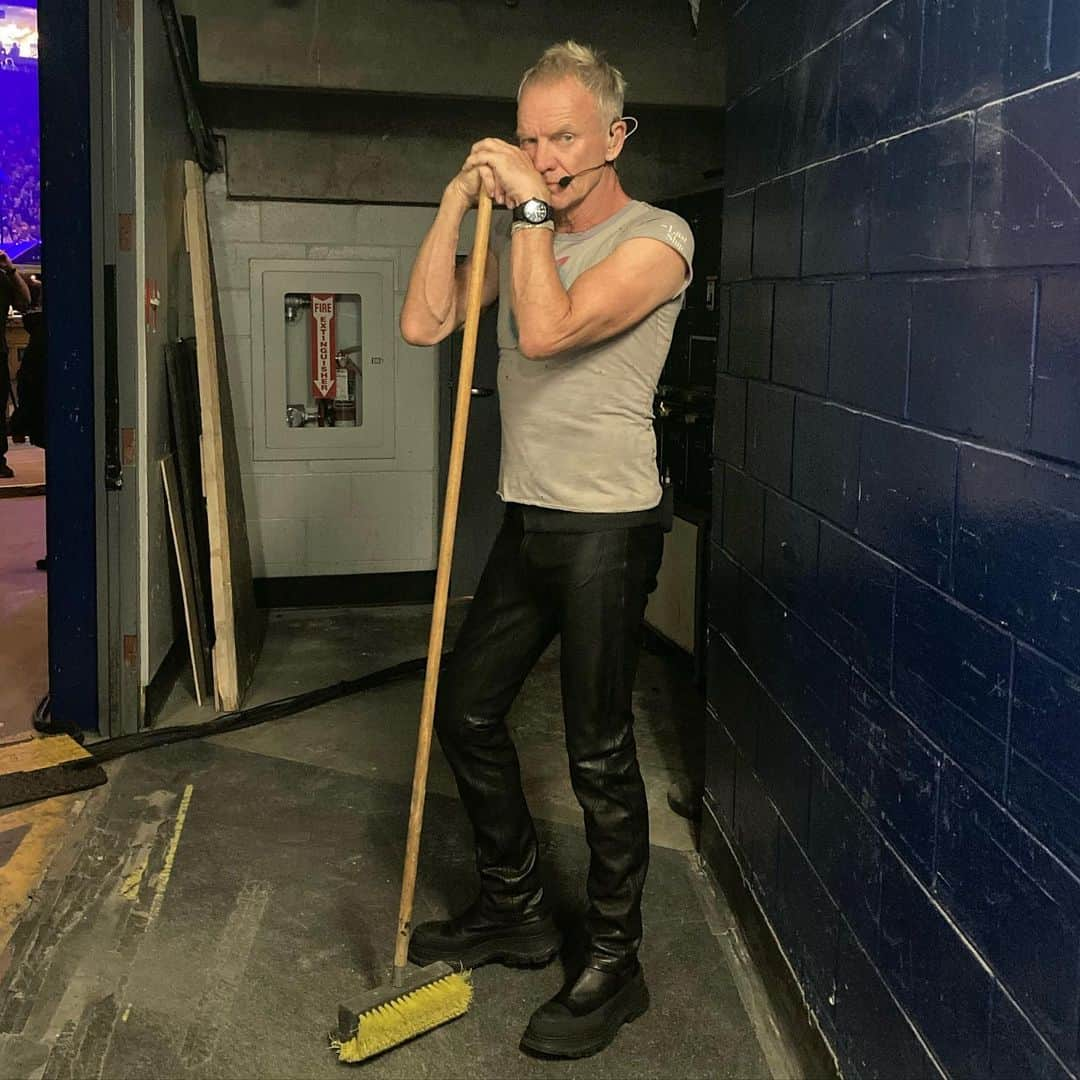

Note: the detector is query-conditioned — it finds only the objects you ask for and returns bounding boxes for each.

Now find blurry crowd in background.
[0,66,40,248]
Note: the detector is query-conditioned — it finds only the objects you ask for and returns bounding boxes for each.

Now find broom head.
[331,961,473,1064]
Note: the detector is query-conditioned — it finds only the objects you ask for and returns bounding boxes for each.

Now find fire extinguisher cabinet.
[250,257,397,461]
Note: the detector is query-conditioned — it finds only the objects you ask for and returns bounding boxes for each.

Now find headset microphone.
[557,161,612,189]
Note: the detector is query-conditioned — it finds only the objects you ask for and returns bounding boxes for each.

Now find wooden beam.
[161,453,212,706]
[183,160,263,711]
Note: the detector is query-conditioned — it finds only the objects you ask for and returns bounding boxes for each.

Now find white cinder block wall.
[204,171,468,578]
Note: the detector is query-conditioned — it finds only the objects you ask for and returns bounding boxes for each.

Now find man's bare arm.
[400,186,499,346]
[510,232,687,360]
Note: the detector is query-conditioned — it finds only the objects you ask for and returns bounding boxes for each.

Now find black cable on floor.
[77,653,437,767]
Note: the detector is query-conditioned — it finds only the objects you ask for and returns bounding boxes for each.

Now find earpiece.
[555,119,640,190]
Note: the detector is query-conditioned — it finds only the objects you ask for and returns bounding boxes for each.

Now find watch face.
[523,199,549,224]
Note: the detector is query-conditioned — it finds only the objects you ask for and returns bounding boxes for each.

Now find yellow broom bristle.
[331,971,473,1063]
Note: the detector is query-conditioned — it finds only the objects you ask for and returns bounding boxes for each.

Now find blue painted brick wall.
[704,2,1080,1077]
[773,283,831,394]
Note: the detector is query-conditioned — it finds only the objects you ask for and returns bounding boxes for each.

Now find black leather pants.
[436,505,664,972]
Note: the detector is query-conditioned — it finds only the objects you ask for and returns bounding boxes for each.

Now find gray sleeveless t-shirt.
[492,200,694,514]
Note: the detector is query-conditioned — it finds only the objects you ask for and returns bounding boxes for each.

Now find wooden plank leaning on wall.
[183,160,263,711]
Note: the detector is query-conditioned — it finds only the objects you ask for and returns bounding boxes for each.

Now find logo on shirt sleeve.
[664,223,690,253]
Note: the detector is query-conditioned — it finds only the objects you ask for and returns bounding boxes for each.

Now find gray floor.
[0,493,47,746]
[0,606,799,1079]
[157,604,707,852]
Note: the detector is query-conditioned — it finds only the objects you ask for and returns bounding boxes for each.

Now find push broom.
[332,190,494,1064]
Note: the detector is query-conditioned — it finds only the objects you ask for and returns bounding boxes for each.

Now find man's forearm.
[509,227,571,359]
[400,186,471,345]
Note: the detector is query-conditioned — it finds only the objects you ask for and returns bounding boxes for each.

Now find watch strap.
[511,219,555,234]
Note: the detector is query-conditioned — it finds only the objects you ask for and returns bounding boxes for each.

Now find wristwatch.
[512,198,553,226]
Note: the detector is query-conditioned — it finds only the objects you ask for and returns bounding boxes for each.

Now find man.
[16,272,46,570]
[400,41,693,1058]
[11,273,43,444]
[0,248,31,478]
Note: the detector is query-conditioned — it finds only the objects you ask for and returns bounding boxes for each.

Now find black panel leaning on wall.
[707,2,1080,1080]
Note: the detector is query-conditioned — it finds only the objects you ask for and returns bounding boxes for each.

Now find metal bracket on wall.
[104,265,123,491]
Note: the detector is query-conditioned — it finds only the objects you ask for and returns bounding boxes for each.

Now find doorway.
[19,0,140,739]
[0,2,47,745]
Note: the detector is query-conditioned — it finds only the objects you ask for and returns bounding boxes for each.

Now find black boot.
[667,776,703,822]
[408,895,562,970]
[520,961,649,1058]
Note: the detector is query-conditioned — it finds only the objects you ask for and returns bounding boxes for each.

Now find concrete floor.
[0,444,46,496]
[158,604,706,852]
[0,605,804,1078]
[0,493,47,746]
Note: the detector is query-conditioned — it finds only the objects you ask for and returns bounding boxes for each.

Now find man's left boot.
[519,962,649,1059]
[667,776,704,822]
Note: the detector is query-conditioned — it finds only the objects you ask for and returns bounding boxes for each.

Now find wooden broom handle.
[393,191,493,976]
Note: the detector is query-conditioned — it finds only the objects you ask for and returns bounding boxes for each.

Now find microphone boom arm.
[557,161,613,189]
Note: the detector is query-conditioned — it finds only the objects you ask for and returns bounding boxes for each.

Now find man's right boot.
[407,895,562,970]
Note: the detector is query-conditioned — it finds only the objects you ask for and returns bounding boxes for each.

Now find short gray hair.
[517,41,627,128]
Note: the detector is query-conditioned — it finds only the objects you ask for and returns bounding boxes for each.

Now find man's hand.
[446,160,486,209]
[462,139,548,209]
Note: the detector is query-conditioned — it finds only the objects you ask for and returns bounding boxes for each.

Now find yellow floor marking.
[147,784,194,924]
[0,737,98,957]
[0,735,91,776]
[0,793,89,962]
[120,861,148,901]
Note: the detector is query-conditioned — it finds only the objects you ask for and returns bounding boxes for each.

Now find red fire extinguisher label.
[311,293,337,399]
